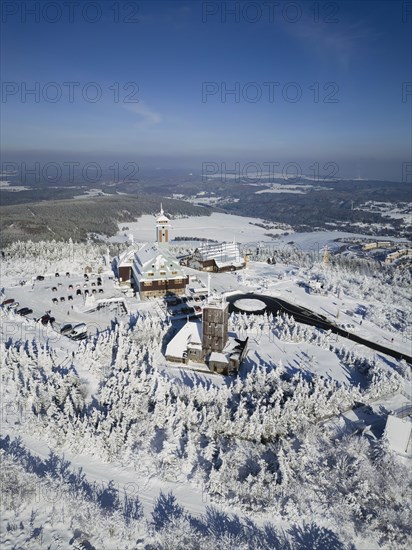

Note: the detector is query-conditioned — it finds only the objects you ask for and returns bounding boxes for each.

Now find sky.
[1,0,411,180]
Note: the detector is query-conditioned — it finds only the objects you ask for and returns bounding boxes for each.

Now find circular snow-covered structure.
[234,298,266,313]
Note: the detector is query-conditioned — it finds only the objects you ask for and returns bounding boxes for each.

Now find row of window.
[147,271,179,277]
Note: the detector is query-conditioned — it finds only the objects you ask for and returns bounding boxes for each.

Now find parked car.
[98,289,104,293]
[84,274,89,280]
[72,332,88,341]
[52,298,58,304]
[65,272,70,277]
[60,297,65,302]
[9,302,19,310]
[70,323,87,339]
[16,307,33,316]
[91,282,96,287]
[55,273,60,277]
[76,289,82,295]
[36,275,45,281]
[60,323,73,335]
[52,287,58,292]
[2,298,15,306]
[68,295,73,301]
[68,285,73,290]
[40,314,55,325]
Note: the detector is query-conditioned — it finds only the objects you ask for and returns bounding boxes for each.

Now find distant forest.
[0,195,210,247]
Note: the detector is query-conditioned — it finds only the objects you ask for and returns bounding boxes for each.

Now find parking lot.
[1,270,129,337]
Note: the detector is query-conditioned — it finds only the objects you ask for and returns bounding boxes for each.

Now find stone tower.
[202,299,229,356]
[156,204,170,245]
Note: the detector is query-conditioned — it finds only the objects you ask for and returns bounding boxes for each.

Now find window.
[172,271,178,275]
[160,271,166,276]
[147,272,154,277]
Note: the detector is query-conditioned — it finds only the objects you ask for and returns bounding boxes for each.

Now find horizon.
[1,0,411,182]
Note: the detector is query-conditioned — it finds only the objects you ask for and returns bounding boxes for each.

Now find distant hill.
[0,194,211,247]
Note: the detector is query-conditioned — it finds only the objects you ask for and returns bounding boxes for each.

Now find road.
[227,293,412,364]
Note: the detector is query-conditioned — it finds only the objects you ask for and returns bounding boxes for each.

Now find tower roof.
[156,203,169,223]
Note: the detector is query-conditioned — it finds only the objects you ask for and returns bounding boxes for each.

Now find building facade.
[132,244,188,299]
[202,300,229,355]
[116,206,189,299]
[165,297,248,375]
[184,242,245,273]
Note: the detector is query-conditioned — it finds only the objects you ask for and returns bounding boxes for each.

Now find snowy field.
[1,237,411,549]
[113,212,290,243]
[112,212,406,254]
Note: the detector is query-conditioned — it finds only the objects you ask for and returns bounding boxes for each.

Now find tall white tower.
[156,204,170,245]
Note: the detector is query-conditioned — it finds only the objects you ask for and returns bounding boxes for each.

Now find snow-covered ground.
[113,212,291,243]
[112,212,408,255]
[1,235,411,549]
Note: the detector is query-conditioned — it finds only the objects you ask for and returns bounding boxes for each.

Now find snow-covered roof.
[118,246,138,267]
[133,244,183,278]
[209,352,229,364]
[385,415,412,455]
[165,321,202,360]
[196,242,243,266]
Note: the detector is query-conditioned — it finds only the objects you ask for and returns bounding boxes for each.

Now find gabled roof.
[118,246,139,267]
[195,242,244,268]
[165,321,202,359]
[134,244,178,270]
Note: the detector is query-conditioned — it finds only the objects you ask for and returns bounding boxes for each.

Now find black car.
[40,315,55,325]
[71,332,87,341]
[36,275,45,281]
[17,307,33,316]
[60,323,73,335]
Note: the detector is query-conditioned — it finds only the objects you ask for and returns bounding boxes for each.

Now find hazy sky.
[1,0,411,180]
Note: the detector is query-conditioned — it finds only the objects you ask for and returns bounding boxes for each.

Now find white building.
[117,206,189,299]
[185,241,245,272]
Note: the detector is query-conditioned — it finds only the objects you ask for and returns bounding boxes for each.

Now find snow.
[113,213,291,243]
[234,298,266,312]
[165,321,202,360]
[209,351,229,364]
[385,415,412,455]
[1,232,412,549]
